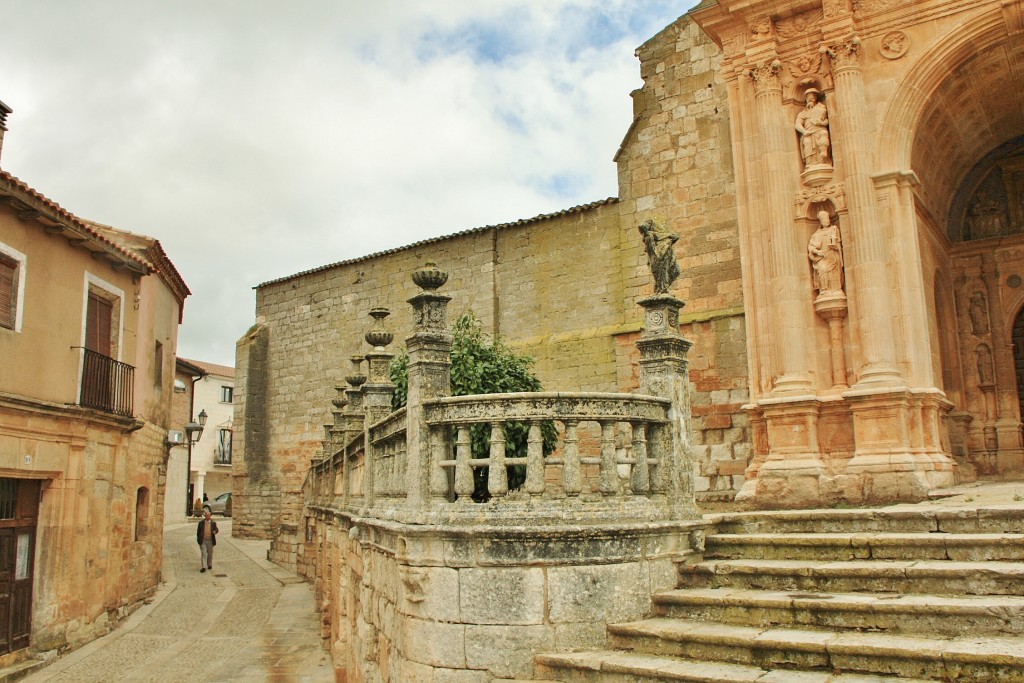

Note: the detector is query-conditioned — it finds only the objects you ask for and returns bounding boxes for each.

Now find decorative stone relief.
[976,344,995,386]
[776,10,823,41]
[808,211,844,295]
[796,183,846,215]
[852,0,906,14]
[786,54,824,83]
[967,192,1010,240]
[822,0,849,19]
[969,291,991,335]
[749,16,772,39]
[796,88,831,170]
[879,31,909,59]
[638,218,681,295]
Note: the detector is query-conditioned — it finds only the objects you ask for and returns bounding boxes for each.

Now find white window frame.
[0,241,27,333]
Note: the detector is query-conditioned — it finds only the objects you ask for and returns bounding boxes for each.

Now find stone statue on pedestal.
[639,218,681,294]
[807,210,844,295]
[795,89,831,169]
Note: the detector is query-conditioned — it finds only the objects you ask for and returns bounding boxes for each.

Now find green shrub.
[391,313,557,500]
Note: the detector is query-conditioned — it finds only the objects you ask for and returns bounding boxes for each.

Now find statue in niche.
[639,218,681,294]
[969,291,990,334]
[795,88,831,169]
[967,191,1008,240]
[976,344,995,386]
[807,210,844,294]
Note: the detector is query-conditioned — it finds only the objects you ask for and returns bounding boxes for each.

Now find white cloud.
[0,0,696,365]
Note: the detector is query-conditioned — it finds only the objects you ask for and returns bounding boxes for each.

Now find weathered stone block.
[403,617,466,668]
[465,624,554,678]
[459,567,545,625]
[548,563,652,624]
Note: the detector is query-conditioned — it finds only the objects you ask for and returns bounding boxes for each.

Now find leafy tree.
[390,313,557,499]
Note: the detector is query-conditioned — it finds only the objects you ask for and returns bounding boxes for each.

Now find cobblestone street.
[22,521,334,683]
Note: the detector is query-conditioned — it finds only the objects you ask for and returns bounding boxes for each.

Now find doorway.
[0,479,38,654]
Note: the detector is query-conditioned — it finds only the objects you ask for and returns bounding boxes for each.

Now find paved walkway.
[22,521,334,683]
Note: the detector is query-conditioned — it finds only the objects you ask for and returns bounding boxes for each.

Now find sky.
[0,1,698,367]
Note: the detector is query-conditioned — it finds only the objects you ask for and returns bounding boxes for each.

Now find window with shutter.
[0,255,17,331]
[85,291,113,356]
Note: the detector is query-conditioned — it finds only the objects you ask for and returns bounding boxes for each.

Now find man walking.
[197,509,218,573]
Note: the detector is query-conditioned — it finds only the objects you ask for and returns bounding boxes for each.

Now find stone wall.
[234,15,752,541]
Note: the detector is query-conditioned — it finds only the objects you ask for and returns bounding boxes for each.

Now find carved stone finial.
[638,218,681,295]
[365,308,394,349]
[411,262,448,291]
[346,356,367,388]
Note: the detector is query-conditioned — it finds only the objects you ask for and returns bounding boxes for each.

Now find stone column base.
[737,388,958,508]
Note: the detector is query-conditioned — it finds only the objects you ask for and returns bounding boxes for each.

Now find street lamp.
[184,409,208,516]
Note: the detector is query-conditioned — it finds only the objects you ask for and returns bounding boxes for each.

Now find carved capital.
[745,59,783,96]
[821,37,862,72]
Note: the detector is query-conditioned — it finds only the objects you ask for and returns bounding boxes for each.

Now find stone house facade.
[235,0,1024,544]
[0,146,189,662]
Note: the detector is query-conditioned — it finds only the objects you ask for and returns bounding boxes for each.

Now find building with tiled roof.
[0,112,189,661]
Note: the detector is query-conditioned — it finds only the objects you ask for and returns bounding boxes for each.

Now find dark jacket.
[197,518,219,546]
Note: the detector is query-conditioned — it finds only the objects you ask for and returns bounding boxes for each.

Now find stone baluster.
[525,421,545,495]
[636,293,695,516]
[562,420,582,496]
[405,262,453,508]
[428,424,450,500]
[630,422,650,494]
[487,421,508,497]
[599,420,617,495]
[454,425,474,499]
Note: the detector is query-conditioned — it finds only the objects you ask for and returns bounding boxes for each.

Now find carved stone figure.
[967,192,1008,240]
[795,89,831,168]
[976,344,995,385]
[969,291,990,334]
[638,218,681,294]
[807,211,844,294]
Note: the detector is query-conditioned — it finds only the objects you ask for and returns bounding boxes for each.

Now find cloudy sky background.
[0,1,697,366]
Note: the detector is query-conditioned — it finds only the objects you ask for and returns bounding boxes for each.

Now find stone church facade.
[234,0,1024,542]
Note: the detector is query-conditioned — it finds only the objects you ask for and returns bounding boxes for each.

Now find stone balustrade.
[297,262,703,681]
[423,392,671,501]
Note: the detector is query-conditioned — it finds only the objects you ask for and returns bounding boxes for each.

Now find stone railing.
[423,392,671,501]
[298,262,702,681]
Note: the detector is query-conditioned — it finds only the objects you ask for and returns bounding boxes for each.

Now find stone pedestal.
[635,294,696,517]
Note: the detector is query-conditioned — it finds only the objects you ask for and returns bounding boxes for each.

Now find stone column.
[635,294,695,518]
[362,308,395,426]
[404,263,452,509]
[342,358,366,507]
[824,38,901,385]
[747,59,813,394]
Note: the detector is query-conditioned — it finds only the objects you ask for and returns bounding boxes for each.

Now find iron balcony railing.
[79,348,134,417]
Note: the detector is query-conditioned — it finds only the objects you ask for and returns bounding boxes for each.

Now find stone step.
[704,532,1024,562]
[678,559,1024,596]
[536,649,937,683]
[707,507,1024,536]
[605,617,1024,681]
[652,587,1024,636]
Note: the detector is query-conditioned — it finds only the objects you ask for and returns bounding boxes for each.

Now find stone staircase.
[535,505,1024,682]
